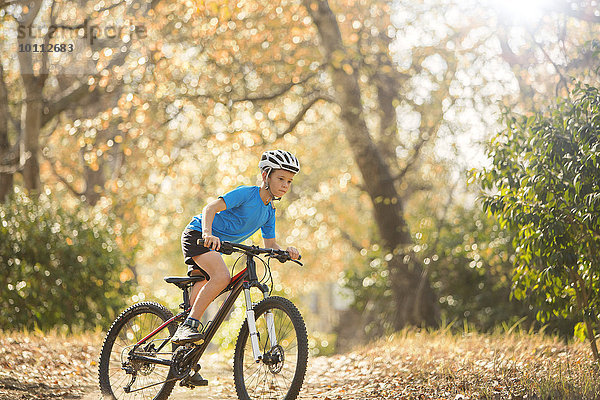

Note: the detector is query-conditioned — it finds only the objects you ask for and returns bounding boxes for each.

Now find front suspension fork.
[243,285,277,363]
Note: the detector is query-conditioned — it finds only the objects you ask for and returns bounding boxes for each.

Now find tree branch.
[92,0,126,15]
[184,71,321,105]
[0,0,17,10]
[42,152,84,196]
[0,150,29,173]
[339,229,364,253]
[394,134,428,183]
[38,0,161,128]
[41,82,100,127]
[237,72,320,103]
[41,117,59,138]
[41,36,132,128]
[527,30,568,96]
[544,2,600,24]
[498,35,532,67]
[274,94,336,140]
[393,44,459,183]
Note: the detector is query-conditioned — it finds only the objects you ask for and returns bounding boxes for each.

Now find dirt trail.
[79,352,373,400]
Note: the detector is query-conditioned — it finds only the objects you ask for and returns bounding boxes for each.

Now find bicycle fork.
[243,286,277,363]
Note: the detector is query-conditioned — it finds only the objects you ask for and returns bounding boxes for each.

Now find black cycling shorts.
[181,229,211,279]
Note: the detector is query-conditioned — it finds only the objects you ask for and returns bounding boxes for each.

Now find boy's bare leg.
[189,251,230,321]
[189,271,206,306]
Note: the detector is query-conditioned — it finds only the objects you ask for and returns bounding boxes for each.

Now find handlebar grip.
[276,251,301,261]
[196,238,234,255]
[276,249,301,260]
[275,253,302,265]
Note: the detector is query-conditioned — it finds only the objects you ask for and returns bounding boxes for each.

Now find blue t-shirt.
[186,186,276,243]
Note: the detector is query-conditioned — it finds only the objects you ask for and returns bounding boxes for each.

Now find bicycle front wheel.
[233,296,308,400]
[98,302,178,400]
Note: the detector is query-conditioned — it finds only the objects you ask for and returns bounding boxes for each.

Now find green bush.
[0,190,134,331]
[476,83,600,360]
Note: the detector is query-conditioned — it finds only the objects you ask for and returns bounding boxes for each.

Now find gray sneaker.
[171,324,204,345]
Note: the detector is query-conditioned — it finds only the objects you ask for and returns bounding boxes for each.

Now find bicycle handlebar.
[197,239,303,266]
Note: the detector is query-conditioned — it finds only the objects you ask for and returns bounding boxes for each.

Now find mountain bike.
[98,239,308,400]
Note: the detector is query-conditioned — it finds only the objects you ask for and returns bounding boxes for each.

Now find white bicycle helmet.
[259,150,300,174]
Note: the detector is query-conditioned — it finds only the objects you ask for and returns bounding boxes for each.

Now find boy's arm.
[202,198,227,250]
[263,238,300,260]
[263,237,280,250]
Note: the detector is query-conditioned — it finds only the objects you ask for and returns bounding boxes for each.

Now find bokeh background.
[1,0,599,359]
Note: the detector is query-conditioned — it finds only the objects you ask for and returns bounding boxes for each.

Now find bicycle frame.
[128,252,273,371]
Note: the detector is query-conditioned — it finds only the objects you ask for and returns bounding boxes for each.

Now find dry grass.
[309,327,600,399]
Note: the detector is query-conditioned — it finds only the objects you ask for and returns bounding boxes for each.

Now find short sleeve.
[219,186,252,210]
[261,211,276,239]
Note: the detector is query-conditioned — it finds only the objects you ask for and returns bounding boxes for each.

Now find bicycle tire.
[98,302,178,400]
[233,296,308,400]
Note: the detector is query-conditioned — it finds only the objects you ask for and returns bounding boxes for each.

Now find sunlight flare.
[491,0,548,24]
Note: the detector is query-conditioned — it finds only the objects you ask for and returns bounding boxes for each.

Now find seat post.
[163,276,206,310]
[182,285,191,310]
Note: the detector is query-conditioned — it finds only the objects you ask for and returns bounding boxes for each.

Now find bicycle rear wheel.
[233,296,308,400]
[98,302,178,400]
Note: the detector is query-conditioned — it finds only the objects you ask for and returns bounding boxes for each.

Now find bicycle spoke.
[99,303,177,400]
[246,364,265,391]
[235,297,307,400]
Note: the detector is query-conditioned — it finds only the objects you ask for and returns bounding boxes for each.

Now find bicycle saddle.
[164,276,206,289]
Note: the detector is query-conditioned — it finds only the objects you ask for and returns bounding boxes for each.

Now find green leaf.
[574,321,587,342]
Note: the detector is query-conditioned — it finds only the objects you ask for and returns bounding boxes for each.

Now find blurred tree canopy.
[1,0,599,337]
[0,190,133,330]
[476,82,600,361]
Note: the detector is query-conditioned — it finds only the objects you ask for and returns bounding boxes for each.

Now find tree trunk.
[20,81,44,192]
[375,71,400,166]
[303,0,438,328]
[0,62,13,202]
[17,0,47,194]
[0,166,13,202]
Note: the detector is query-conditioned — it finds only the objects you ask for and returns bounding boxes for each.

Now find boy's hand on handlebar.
[203,235,221,251]
[286,246,300,260]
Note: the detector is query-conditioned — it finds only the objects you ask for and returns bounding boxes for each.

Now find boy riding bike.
[173,149,301,352]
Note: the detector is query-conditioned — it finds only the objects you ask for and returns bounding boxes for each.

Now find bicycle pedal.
[180,373,208,388]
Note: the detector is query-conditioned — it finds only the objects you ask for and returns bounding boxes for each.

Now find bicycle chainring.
[171,346,192,380]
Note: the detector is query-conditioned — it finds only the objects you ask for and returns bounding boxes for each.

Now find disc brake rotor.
[266,345,285,373]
